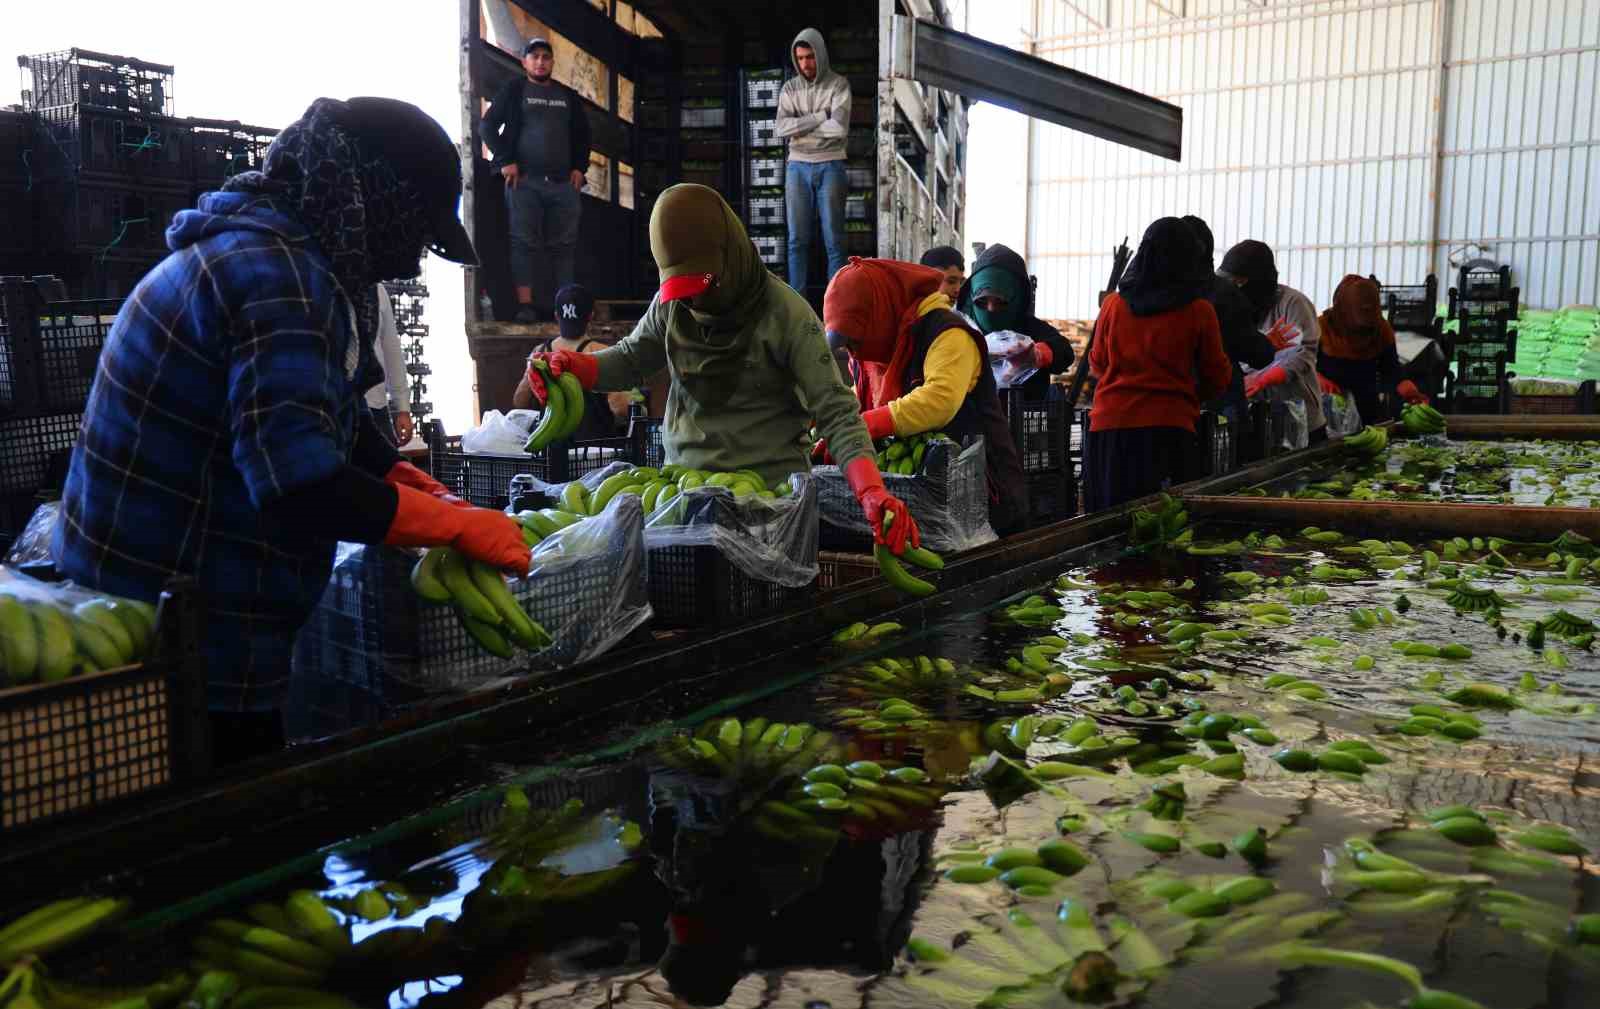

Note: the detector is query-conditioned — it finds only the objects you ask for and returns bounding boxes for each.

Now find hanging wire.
[120,126,163,155]
[97,217,150,263]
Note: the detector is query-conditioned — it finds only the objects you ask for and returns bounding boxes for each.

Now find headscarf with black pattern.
[223,97,430,388]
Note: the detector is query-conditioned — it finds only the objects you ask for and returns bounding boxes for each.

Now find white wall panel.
[1024,0,1600,319]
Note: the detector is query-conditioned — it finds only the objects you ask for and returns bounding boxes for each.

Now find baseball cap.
[334,97,477,266]
[553,284,595,338]
[523,37,553,56]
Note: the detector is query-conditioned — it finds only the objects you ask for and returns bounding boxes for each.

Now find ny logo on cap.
[561,304,578,319]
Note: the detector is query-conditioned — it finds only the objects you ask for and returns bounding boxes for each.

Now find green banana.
[183,971,240,1009]
[437,549,499,625]
[411,550,452,604]
[108,599,156,654]
[190,936,322,986]
[875,545,935,596]
[281,892,349,952]
[468,561,548,650]
[351,888,391,922]
[29,601,80,682]
[205,919,336,971]
[518,510,562,539]
[70,615,126,670]
[0,896,128,961]
[73,600,137,662]
[589,473,637,515]
[901,545,945,571]
[559,481,590,515]
[459,612,515,659]
[0,593,39,683]
[540,508,582,529]
[524,363,567,452]
[555,372,587,441]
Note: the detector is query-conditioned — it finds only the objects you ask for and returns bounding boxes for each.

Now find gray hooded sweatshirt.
[775,28,851,163]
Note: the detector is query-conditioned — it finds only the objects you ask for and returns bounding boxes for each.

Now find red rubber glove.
[1244,365,1289,399]
[384,484,530,576]
[1396,380,1429,406]
[1033,342,1053,370]
[811,439,833,464]
[1263,318,1299,351]
[384,460,470,509]
[845,456,920,555]
[524,350,601,406]
[1317,373,1344,396]
[861,406,897,443]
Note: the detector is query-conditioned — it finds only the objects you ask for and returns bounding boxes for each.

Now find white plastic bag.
[1323,393,1364,437]
[461,410,536,456]
[986,330,1038,389]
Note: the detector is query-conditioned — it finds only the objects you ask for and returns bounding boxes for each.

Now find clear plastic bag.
[461,409,535,455]
[642,473,818,589]
[812,438,997,554]
[1277,399,1310,452]
[0,565,159,682]
[4,501,59,572]
[986,330,1038,389]
[1322,392,1364,437]
[290,493,651,699]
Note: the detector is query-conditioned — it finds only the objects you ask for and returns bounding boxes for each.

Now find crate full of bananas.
[812,435,997,554]
[291,494,650,698]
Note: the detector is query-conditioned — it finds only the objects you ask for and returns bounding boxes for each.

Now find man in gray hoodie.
[775,28,851,297]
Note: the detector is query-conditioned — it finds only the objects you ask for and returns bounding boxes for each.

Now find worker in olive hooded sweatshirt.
[957,244,1074,402]
[523,183,922,556]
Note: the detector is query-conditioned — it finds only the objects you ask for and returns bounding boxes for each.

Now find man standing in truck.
[482,37,592,323]
[774,28,851,299]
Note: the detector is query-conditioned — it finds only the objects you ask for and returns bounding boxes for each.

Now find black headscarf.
[1115,217,1206,317]
[223,98,431,361]
[1183,215,1215,277]
[1219,239,1280,320]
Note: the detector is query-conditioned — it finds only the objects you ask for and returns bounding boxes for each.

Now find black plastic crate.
[35,176,191,255]
[1023,469,1075,529]
[629,416,665,469]
[1,277,120,415]
[0,410,80,552]
[1457,261,1512,301]
[19,49,174,115]
[190,118,277,188]
[1193,409,1236,480]
[1448,351,1508,412]
[0,182,34,258]
[33,105,193,182]
[0,110,35,185]
[1375,274,1437,333]
[425,420,635,510]
[1000,391,1068,474]
[646,543,814,629]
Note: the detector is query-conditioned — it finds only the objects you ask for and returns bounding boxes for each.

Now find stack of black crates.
[382,279,434,436]
[15,49,276,300]
[740,67,786,277]
[0,274,118,554]
[1446,261,1518,413]
[1003,391,1073,529]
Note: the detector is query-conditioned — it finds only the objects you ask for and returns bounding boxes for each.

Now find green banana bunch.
[410,540,551,658]
[658,718,840,783]
[1341,425,1390,456]
[874,511,943,596]
[1127,494,1188,547]
[1400,402,1447,436]
[761,758,942,838]
[1,590,157,686]
[523,361,587,452]
[190,891,352,988]
[872,431,946,476]
[0,896,130,962]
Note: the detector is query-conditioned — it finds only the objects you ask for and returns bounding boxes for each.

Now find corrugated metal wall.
[1026,0,1599,318]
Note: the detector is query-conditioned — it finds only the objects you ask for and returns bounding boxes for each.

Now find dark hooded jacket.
[957,244,1073,402]
[1182,217,1274,412]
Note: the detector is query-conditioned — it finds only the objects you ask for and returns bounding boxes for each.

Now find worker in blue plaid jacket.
[53,98,526,765]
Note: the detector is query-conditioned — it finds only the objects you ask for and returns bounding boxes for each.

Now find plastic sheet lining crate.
[19,50,174,115]
[746,194,784,229]
[1000,392,1067,474]
[817,550,880,591]
[34,105,193,182]
[747,117,779,148]
[425,421,634,510]
[0,656,201,834]
[815,438,992,554]
[1,277,119,415]
[644,482,819,629]
[1377,274,1438,333]
[292,501,649,696]
[748,156,783,188]
[1504,379,1597,416]
[751,232,785,267]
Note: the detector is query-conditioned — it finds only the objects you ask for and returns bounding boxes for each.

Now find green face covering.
[968,265,1024,333]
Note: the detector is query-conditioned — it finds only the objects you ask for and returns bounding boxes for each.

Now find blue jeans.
[785,160,848,294]
[507,176,580,307]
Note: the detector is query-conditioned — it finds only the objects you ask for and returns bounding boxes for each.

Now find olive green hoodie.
[592,184,872,486]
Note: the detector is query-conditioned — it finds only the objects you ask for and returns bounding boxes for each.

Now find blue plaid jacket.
[54,192,372,711]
